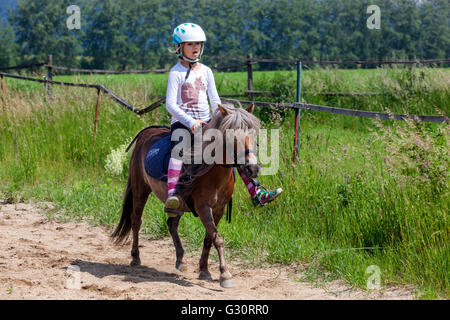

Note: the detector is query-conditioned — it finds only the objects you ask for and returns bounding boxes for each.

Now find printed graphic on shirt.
[180,76,206,119]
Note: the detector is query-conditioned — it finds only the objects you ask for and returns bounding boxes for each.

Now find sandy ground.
[0,200,414,300]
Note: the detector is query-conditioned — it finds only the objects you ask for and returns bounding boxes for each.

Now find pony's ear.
[218,104,229,116]
[246,103,255,114]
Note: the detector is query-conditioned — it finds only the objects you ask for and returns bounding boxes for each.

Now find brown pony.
[111,103,261,288]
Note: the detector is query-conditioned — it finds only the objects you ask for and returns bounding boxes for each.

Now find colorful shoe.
[164,194,184,217]
[252,185,283,207]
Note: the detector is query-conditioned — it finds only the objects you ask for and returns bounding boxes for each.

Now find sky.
[0,0,17,22]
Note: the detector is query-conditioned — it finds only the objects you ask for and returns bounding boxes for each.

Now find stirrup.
[165,195,184,217]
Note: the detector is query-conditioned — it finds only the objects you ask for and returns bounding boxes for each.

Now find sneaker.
[252,185,283,207]
[164,194,183,217]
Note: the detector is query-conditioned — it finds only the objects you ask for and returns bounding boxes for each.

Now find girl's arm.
[166,71,197,129]
[205,67,222,115]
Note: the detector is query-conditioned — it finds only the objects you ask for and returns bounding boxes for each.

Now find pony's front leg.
[199,233,213,280]
[198,205,233,288]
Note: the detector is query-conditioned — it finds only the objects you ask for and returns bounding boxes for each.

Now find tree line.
[0,0,449,71]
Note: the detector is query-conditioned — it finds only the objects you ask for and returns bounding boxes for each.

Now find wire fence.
[221,98,448,123]
[1,70,447,125]
[46,65,169,74]
[1,56,448,157]
[209,56,450,65]
[0,62,46,71]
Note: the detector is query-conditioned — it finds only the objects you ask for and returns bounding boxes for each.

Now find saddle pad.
[144,135,171,182]
[144,134,238,184]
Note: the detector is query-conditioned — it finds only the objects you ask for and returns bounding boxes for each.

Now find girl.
[164,22,282,215]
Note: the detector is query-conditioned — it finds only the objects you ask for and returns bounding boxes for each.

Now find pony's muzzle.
[245,163,260,179]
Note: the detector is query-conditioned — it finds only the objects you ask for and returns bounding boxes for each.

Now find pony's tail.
[111,176,133,245]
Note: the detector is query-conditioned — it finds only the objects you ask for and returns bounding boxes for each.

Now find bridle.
[199,120,259,168]
[222,148,258,168]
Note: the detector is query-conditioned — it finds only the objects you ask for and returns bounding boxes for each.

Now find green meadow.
[0,67,448,299]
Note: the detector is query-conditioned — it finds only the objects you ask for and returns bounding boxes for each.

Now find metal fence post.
[293,61,302,161]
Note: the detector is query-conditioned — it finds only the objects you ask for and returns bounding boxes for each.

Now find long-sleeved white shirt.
[165,62,221,129]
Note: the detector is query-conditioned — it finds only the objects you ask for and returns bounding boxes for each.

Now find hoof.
[220,278,234,288]
[176,262,187,272]
[199,270,213,281]
[130,258,141,266]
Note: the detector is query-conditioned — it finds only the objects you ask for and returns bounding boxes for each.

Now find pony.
[111,103,261,288]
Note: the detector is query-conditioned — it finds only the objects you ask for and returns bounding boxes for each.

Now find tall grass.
[0,67,448,298]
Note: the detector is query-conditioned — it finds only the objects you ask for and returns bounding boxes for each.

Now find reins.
[125,125,170,153]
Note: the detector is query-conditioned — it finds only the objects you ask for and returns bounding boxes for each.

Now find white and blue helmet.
[172,23,206,63]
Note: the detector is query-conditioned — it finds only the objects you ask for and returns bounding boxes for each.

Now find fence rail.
[220,98,448,123]
[47,64,169,74]
[0,62,46,71]
[305,91,384,96]
[210,56,450,65]
[0,72,99,89]
[221,91,387,97]
[23,55,450,65]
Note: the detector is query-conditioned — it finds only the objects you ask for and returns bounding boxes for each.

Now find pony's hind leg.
[130,186,151,266]
[167,216,187,271]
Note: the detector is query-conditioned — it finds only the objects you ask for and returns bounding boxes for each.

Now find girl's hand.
[191,120,207,133]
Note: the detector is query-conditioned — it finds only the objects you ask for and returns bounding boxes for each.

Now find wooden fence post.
[46,55,53,96]
[293,61,302,162]
[247,53,254,101]
[93,87,101,139]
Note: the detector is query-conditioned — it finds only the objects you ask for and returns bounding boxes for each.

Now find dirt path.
[0,200,413,300]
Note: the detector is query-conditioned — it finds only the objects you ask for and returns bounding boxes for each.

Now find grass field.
[0,67,448,299]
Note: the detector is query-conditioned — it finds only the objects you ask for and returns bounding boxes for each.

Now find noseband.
[222,148,257,168]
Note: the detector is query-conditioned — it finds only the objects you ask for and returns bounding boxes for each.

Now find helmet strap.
[179,42,204,64]
[182,55,200,63]
[185,62,194,81]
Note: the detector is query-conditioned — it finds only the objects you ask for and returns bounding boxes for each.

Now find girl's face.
[182,42,203,60]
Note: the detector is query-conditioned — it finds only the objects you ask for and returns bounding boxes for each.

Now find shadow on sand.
[68,259,223,292]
